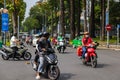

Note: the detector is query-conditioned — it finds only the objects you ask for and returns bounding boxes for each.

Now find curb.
[97,47,120,51]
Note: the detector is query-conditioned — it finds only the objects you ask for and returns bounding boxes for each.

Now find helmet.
[59,33,62,36]
[39,32,43,37]
[43,32,50,37]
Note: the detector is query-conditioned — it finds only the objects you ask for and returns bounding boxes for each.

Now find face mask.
[85,35,89,37]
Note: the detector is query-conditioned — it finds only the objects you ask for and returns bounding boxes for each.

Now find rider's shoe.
[36,75,40,80]
[33,63,37,69]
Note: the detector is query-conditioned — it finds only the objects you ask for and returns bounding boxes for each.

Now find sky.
[23,0,39,19]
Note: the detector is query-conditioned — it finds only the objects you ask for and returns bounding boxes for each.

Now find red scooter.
[77,42,99,68]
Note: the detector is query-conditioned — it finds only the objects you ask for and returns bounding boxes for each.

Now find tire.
[58,48,61,53]
[91,56,97,68]
[23,52,32,60]
[48,66,60,80]
[82,58,87,65]
[2,55,9,60]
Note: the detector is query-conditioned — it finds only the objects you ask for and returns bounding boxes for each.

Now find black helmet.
[43,32,50,37]
[39,32,43,37]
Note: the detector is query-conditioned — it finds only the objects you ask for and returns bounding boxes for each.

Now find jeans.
[37,56,44,73]
[82,46,87,58]
[11,46,18,58]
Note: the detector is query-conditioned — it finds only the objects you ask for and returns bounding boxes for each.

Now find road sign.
[2,13,9,31]
[106,24,112,31]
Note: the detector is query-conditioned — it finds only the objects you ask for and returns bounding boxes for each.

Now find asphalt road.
[0,45,120,80]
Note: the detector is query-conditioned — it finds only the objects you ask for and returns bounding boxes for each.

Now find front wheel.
[2,55,9,60]
[48,66,60,80]
[91,56,97,68]
[23,52,32,60]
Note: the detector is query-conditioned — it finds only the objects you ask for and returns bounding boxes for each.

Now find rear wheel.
[23,52,32,60]
[48,66,60,80]
[91,56,97,68]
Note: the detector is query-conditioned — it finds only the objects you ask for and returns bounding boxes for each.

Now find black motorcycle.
[0,43,32,60]
[31,48,60,80]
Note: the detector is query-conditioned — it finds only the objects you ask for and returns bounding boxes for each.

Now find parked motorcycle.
[77,42,99,68]
[0,43,32,60]
[31,48,60,80]
[57,39,66,53]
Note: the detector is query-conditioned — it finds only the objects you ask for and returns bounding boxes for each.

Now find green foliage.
[109,1,120,25]
[23,17,39,31]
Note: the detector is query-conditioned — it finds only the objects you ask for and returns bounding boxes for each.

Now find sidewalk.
[97,44,120,51]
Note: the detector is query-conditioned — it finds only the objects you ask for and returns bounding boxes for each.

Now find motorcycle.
[31,48,60,80]
[0,43,32,60]
[77,42,99,68]
[57,39,66,53]
[52,38,58,49]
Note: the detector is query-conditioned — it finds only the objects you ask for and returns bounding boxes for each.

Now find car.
[32,34,40,47]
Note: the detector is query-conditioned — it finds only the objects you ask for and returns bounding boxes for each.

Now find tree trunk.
[70,0,75,39]
[60,0,65,36]
[83,0,87,32]
[101,0,105,41]
[12,0,18,34]
[76,0,81,36]
[89,0,96,38]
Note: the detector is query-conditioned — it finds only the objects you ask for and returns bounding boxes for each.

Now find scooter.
[77,42,99,68]
[0,43,32,60]
[57,39,66,53]
[31,48,60,80]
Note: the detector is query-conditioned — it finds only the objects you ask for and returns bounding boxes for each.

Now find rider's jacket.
[37,37,52,53]
[57,36,64,42]
[82,37,93,47]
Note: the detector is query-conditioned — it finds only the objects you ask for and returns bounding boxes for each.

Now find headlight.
[54,59,58,64]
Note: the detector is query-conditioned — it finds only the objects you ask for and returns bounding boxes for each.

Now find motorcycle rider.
[81,31,94,59]
[33,33,43,69]
[57,33,66,49]
[35,32,52,80]
[10,33,19,60]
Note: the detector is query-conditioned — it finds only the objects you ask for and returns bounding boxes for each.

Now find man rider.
[35,32,52,80]
[57,33,66,49]
[81,31,94,59]
[10,33,19,60]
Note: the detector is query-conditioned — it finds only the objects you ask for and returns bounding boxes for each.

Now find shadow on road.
[96,63,111,68]
[59,73,76,80]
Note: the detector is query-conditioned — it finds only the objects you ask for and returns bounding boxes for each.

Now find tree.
[70,0,75,39]
[23,17,39,32]
[100,0,105,41]
[89,0,95,38]
[83,0,87,32]
[75,0,82,36]
[6,0,26,33]
[60,0,65,36]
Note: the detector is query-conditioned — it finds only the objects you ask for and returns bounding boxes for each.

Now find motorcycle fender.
[90,53,96,57]
[0,50,7,57]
